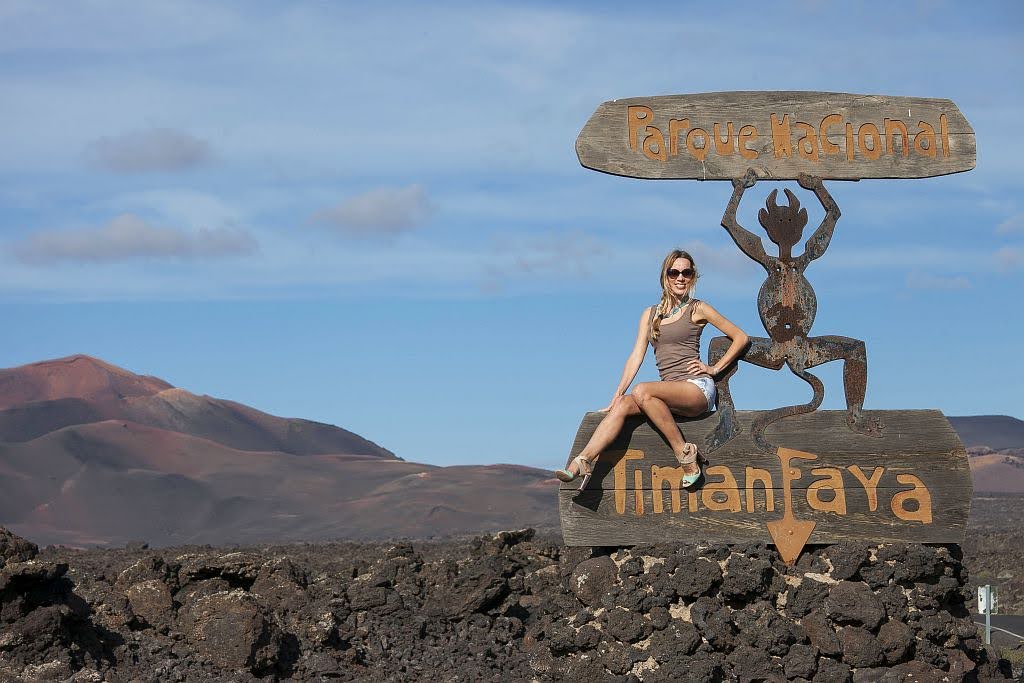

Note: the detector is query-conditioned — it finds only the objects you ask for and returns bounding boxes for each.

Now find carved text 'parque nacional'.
[575,92,976,180]
[627,107,951,165]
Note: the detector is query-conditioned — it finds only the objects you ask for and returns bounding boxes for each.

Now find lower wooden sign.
[558,410,971,563]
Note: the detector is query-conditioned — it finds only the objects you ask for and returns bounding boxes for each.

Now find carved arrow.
[766,447,818,565]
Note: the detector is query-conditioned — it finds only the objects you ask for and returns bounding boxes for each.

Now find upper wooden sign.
[576,91,976,180]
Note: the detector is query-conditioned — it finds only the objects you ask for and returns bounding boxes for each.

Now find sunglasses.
[666,268,695,279]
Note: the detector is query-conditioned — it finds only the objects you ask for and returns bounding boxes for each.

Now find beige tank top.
[651,300,709,382]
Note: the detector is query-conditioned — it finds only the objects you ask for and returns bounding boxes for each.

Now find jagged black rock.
[0,527,1012,681]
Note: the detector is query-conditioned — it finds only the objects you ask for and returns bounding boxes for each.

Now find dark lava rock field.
[962,493,1024,619]
[0,526,1013,682]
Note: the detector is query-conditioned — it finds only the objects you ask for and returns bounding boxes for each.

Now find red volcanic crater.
[0,354,172,410]
[0,355,558,547]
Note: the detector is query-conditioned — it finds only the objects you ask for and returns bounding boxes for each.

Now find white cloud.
[684,239,758,278]
[479,230,610,293]
[997,213,1024,235]
[10,214,257,265]
[822,245,977,271]
[905,271,971,290]
[85,128,213,173]
[92,188,244,230]
[1,2,1020,188]
[509,230,606,275]
[0,1,238,53]
[995,247,1024,272]
[0,2,1019,305]
[309,185,434,239]
[475,231,766,298]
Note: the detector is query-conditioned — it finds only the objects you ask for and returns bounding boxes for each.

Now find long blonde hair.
[650,249,699,342]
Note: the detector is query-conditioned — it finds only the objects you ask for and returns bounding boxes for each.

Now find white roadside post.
[977,585,992,645]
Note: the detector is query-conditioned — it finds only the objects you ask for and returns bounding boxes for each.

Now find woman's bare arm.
[687,301,749,377]
[599,307,653,411]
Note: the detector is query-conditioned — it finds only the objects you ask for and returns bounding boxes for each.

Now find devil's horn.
[766,189,779,212]
[783,188,800,211]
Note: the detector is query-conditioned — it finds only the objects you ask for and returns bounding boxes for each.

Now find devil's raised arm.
[797,173,841,267]
[721,170,772,271]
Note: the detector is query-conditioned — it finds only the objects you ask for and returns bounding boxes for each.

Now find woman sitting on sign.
[555,249,749,490]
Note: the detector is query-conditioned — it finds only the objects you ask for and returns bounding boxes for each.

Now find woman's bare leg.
[564,395,642,476]
[632,381,709,477]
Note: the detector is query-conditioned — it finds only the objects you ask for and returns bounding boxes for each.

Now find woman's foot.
[675,443,703,487]
[555,455,595,490]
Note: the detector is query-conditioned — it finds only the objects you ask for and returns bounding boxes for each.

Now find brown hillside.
[0,355,171,409]
[949,415,1024,450]
[0,355,395,458]
[968,450,1024,493]
[0,419,558,547]
[0,355,562,547]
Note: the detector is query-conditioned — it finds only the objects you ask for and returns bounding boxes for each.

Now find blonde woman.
[555,249,749,489]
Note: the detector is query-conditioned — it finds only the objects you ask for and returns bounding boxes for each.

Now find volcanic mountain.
[0,355,558,547]
[948,415,1024,451]
[3,356,1020,547]
[947,415,1024,494]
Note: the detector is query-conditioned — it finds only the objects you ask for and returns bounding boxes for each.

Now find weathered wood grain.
[562,410,967,472]
[558,410,972,547]
[559,490,970,546]
[576,91,976,180]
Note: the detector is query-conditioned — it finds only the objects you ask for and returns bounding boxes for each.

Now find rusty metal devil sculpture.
[706,170,885,453]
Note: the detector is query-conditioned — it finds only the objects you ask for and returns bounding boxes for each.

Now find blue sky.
[2,1,1022,468]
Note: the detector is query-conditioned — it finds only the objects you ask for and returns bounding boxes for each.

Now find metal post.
[985,584,992,645]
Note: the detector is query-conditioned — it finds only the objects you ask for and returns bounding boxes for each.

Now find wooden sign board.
[559,410,971,558]
[576,91,976,181]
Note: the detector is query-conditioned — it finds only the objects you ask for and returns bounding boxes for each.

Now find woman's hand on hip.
[686,359,715,377]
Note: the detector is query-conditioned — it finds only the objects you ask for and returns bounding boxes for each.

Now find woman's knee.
[632,383,653,406]
[614,394,640,415]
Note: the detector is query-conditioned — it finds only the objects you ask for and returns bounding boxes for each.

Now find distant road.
[972,613,1024,646]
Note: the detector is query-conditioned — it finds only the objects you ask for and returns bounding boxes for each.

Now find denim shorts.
[685,376,717,412]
